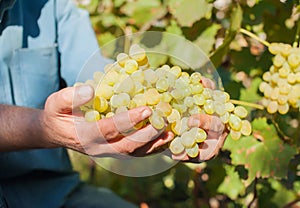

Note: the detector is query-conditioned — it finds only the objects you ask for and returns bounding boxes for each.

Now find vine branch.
[271,114,292,141]
[230,99,265,110]
[284,197,300,208]
[248,177,258,208]
[240,28,270,47]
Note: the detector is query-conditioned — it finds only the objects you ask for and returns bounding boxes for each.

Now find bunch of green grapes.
[76,44,252,158]
[259,43,300,114]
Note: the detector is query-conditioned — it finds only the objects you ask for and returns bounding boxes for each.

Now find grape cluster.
[76,44,252,158]
[259,43,300,114]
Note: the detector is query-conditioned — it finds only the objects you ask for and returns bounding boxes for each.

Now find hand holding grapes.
[171,114,228,161]
[170,78,228,162]
[40,85,174,158]
[77,44,252,162]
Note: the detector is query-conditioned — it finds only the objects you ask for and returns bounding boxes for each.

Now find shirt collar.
[0,0,16,23]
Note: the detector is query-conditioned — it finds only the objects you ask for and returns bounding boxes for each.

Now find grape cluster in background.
[260,43,300,114]
[76,44,252,158]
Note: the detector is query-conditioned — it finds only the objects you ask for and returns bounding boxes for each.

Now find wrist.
[38,110,60,149]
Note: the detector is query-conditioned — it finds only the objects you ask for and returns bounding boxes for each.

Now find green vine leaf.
[166,20,183,36]
[113,0,126,7]
[167,0,212,27]
[194,24,221,55]
[224,118,297,183]
[268,178,297,207]
[217,165,245,200]
[120,0,166,26]
[239,77,262,104]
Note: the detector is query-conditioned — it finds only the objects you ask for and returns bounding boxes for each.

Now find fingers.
[96,106,152,140]
[103,125,169,156]
[198,131,227,161]
[171,132,227,162]
[201,77,216,90]
[188,114,224,133]
[46,85,94,114]
[138,131,174,155]
[172,151,189,161]
[171,114,229,162]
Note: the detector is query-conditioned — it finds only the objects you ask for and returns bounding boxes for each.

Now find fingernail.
[78,85,93,99]
[141,108,152,119]
[189,117,200,127]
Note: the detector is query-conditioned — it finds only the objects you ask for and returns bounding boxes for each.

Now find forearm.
[0,104,51,152]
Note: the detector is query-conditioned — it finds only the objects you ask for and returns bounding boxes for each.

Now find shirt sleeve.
[55,0,109,86]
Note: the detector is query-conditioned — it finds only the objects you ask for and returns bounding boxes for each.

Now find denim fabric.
[63,184,138,208]
[0,0,106,207]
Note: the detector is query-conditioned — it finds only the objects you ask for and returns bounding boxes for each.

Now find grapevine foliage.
[71,0,300,207]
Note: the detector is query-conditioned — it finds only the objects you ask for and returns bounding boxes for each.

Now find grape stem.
[230,99,265,110]
[239,28,270,47]
[124,26,132,54]
[294,14,300,47]
[271,114,291,141]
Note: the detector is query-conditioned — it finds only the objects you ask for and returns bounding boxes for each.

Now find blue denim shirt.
[0,0,102,207]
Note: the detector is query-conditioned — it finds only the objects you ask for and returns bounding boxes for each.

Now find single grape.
[278,103,289,114]
[167,109,181,123]
[193,94,206,106]
[267,101,278,114]
[230,129,242,140]
[124,59,138,74]
[190,127,207,143]
[225,102,235,112]
[181,131,196,148]
[117,53,129,67]
[185,144,199,158]
[132,94,146,107]
[240,120,252,136]
[273,54,286,68]
[234,106,248,118]
[129,44,146,63]
[95,84,114,100]
[156,78,169,92]
[169,137,185,155]
[220,112,230,123]
[184,97,195,108]
[288,53,300,68]
[85,110,100,122]
[145,88,161,105]
[229,114,242,131]
[149,111,165,130]
[93,96,108,113]
[190,83,204,94]
[190,72,202,84]
[169,66,182,78]
[214,101,226,116]
[131,70,145,83]
[203,100,215,115]
[156,102,172,117]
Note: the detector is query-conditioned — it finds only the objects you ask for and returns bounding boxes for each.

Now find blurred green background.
[70,0,300,207]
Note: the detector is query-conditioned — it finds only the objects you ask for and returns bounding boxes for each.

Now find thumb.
[45,85,94,114]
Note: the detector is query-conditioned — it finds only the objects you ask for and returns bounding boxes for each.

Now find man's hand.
[171,77,228,162]
[41,85,174,158]
[171,114,228,162]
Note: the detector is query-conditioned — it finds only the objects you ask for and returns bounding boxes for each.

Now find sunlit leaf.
[224,118,297,183]
[217,165,245,200]
[121,0,167,26]
[167,0,212,27]
[239,77,262,104]
[194,24,221,55]
[269,178,297,207]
